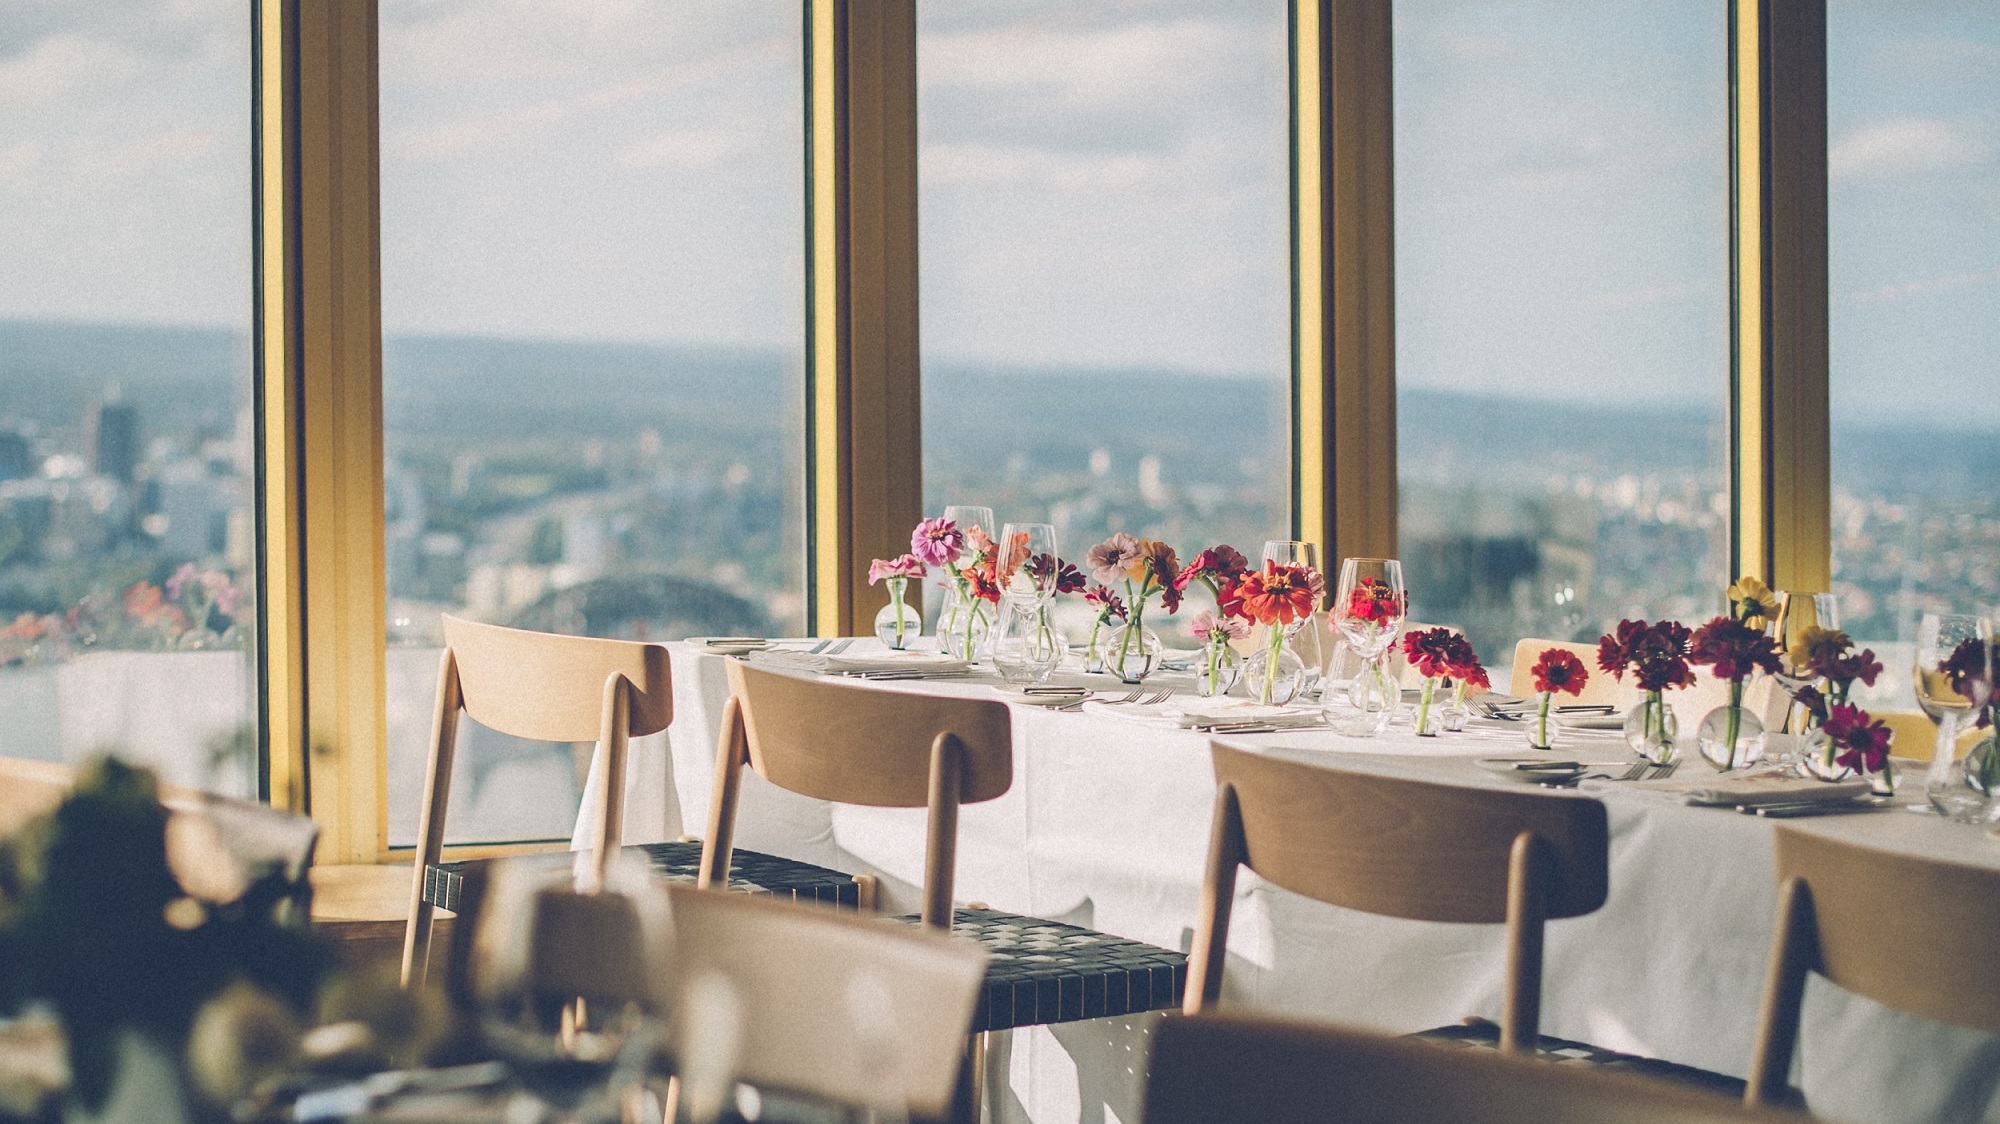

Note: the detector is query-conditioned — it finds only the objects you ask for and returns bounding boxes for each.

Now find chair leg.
[402,650,461,988]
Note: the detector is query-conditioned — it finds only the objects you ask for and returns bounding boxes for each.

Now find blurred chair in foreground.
[1186,742,1740,1093]
[1748,827,2000,1110]
[1147,1012,1802,1124]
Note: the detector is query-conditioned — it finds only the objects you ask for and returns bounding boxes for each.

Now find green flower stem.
[1534,691,1553,748]
[1642,689,1672,760]
[1724,679,1744,764]
[1415,676,1437,735]
[888,576,908,647]
[1259,622,1285,705]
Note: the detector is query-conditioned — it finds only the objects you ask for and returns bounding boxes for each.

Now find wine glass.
[1916,613,1992,822]
[1331,558,1405,658]
[1769,591,1838,751]
[941,505,994,544]
[998,522,1059,601]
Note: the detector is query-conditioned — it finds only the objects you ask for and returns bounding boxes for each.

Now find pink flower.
[164,562,199,602]
[868,553,928,584]
[1190,609,1249,644]
[911,518,963,568]
[1087,533,1144,586]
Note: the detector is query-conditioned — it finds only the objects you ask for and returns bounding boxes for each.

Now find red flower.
[1401,627,1460,680]
[1024,553,1086,595]
[1827,648,1883,688]
[1177,545,1251,592]
[1442,633,1487,689]
[1236,563,1317,627]
[1531,648,1590,697]
[1345,577,1405,624]
[1142,540,1184,613]
[964,558,1003,605]
[1085,584,1127,622]
[1823,702,1892,774]
[1688,616,1782,684]
[1597,619,1695,692]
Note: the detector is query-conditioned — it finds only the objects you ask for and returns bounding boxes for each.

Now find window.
[378,1,806,844]
[1827,0,2000,711]
[916,1,1292,644]
[1392,0,1730,684]
[0,1,258,795]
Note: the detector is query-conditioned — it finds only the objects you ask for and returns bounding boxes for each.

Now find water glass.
[1917,612,1993,822]
[941,505,995,545]
[1331,557,1405,658]
[998,522,1059,601]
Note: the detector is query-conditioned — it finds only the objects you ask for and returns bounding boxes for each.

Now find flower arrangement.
[867,553,927,650]
[1085,533,1181,679]
[1178,546,1253,696]
[1597,618,1694,761]
[1,567,244,668]
[1527,647,1591,749]
[913,517,1001,659]
[1401,627,1486,735]
[1082,584,1127,670]
[1939,636,2000,796]
[1688,578,1786,768]
[1235,561,1323,704]
[1820,701,1895,787]
[1783,626,1884,778]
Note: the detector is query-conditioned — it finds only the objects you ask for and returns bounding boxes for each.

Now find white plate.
[1555,712,1625,730]
[993,687,1090,708]
[689,636,770,655]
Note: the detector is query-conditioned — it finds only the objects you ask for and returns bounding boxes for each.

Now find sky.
[0,0,1993,425]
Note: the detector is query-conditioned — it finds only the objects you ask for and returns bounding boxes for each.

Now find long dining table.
[634,639,2000,1124]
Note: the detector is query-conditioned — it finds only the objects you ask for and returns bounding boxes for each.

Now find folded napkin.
[744,649,970,676]
[1079,698,1323,730]
[1630,770,1872,807]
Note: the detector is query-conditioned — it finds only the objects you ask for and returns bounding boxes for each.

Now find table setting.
[646,506,2000,1124]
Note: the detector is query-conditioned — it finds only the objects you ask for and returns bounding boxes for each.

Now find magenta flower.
[164,562,199,602]
[869,553,928,584]
[911,517,964,568]
[1190,609,1249,644]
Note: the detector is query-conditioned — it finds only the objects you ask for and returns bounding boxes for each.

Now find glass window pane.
[1392,1,1730,685]
[380,2,806,845]
[0,2,258,795]
[917,2,1292,645]
[1828,0,2000,712]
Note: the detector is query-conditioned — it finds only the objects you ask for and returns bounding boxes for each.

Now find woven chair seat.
[424,840,861,914]
[893,907,1187,1034]
[1414,1021,1747,1099]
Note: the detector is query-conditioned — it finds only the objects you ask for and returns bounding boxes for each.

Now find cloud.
[921,17,1262,113]
[1847,265,2000,304]
[922,142,1160,189]
[615,128,747,170]
[1830,117,1993,182]
[0,32,148,107]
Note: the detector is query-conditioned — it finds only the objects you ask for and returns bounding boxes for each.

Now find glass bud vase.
[1096,620,1162,684]
[1926,732,1997,823]
[1799,725,1852,782]
[1195,636,1239,698]
[1697,700,1766,771]
[1328,651,1396,737]
[1245,647,1305,706]
[936,585,990,663]
[990,596,1065,686]
[1623,690,1679,764]
[1527,691,1557,750]
[873,576,917,651]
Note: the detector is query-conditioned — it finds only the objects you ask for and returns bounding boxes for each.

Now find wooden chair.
[1148,1012,1803,1124]
[698,661,1189,1116]
[1185,743,1740,1093]
[1747,827,2000,1109]
[403,615,673,986]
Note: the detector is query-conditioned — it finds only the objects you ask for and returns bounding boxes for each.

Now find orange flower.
[1234,563,1316,627]
[124,582,165,620]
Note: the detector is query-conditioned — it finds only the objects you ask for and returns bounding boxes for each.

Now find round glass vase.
[1926,731,1998,823]
[1096,620,1162,684]
[1799,724,1852,782]
[872,576,918,651]
[1623,690,1679,764]
[1327,651,1396,737]
[989,597,1065,686]
[936,585,990,663]
[1244,646,1305,706]
[1195,635,1240,698]
[1697,682,1766,771]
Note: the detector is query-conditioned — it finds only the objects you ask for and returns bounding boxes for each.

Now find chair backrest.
[1148,1013,1804,1124]
[1209,743,1608,923]
[441,614,673,742]
[1749,827,2000,1103]
[663,884,987,1118]
[0,757,76,839]
[724,660,1011,808]
[1508,638,1633,709]
[1188,744,1608,1050]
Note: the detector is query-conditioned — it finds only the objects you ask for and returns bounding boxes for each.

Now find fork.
[823,637,856,656]
[1058,688,1153,712]
[1646,759,1681,781]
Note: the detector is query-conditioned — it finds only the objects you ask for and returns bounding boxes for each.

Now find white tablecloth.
[636,642,2000,1124]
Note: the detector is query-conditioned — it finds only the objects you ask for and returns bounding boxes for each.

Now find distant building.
[0,430,30,481]
[87,400,140,482]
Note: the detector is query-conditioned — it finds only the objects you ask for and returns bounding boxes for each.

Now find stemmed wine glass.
[941,505,994,544]
[1327,559,1407,731]
[1916,612,1993,822]
[990,522,1063,684]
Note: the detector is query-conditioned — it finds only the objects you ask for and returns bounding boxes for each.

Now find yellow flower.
[1727,575,1779,627]
[1789,625,1851,675]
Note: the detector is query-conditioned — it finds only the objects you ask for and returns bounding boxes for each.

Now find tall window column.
[1731,0,1830,590]
[808,0,922,636]
[1293,0,1397,565]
